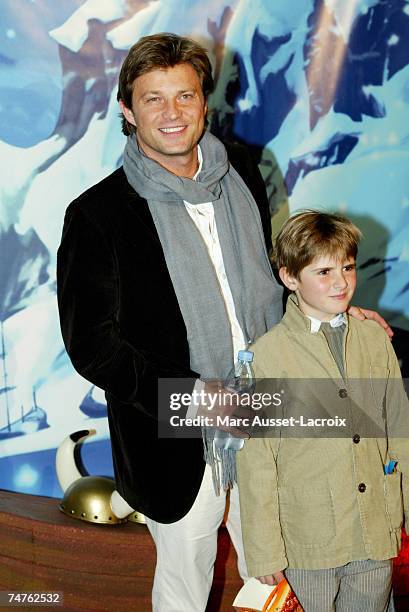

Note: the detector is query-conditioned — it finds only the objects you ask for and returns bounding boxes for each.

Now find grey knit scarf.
[123,131,283,492]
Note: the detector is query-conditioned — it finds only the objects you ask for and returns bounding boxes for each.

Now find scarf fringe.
[202,429,238,496]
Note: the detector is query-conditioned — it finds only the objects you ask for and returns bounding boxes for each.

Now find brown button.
[339,388,348,398]
[358,483,366,493]
[353,434,360,444]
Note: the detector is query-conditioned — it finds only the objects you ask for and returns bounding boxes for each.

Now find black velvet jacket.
[57,141,275,523]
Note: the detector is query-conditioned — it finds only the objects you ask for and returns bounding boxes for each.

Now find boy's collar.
[307,312,347,334]
[286,294,347,333]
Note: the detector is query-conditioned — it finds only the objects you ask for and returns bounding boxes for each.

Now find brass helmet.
[60,475,126,524]
[127,510,147,524]
[56,429,128,525]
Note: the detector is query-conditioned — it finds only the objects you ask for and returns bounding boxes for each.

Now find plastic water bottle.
[225,349,255,396]
[214,349,255,452]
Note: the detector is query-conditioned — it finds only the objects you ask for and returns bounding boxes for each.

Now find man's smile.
[159,126,187,133]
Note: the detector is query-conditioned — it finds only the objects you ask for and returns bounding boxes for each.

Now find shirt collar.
[192,145,203,181]
[307,312,347,334]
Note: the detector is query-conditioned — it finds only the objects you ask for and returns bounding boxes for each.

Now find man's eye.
[181,93,193,100]
[146,97,160,103]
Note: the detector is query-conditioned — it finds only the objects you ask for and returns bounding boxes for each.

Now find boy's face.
[280,255,357,321]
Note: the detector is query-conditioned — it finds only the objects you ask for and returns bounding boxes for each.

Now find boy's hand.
[257,571,285,586]
[348,305,393,339]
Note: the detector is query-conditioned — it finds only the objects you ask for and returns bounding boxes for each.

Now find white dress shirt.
[184,146,246,359]
[184,146,246,417]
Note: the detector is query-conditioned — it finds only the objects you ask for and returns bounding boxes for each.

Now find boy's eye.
[318,269,330,275]
[344,264,356,272]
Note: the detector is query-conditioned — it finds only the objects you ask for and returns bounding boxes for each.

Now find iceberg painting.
[0,0,408,496]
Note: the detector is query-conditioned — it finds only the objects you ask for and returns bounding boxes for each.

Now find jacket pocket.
[278,483,336,548]
[384,471,404,530]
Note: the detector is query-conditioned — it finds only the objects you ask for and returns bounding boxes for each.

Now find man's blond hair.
[117,33,214,136]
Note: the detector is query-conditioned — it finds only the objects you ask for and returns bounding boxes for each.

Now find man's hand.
[257,571,285,586]
[348,305,393,339]
[196,381,252,438]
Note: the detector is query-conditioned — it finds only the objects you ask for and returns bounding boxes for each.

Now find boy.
[237,211,409,611]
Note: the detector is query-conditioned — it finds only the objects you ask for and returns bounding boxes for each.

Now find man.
[57,32,390,612]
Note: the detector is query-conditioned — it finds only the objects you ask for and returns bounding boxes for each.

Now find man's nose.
[163,98,180,120]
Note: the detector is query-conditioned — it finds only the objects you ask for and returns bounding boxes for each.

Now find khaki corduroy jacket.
[237,295,409,576]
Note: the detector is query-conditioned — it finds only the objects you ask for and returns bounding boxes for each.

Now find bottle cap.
[238,350,254,363]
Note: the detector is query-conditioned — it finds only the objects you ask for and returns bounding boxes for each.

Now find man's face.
[281,255,357,321]
[121,63,207,173]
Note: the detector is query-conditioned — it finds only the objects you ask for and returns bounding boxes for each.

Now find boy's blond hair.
[274,210,362,278]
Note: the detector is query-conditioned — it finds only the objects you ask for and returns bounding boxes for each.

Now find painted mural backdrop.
[0,0,408,497]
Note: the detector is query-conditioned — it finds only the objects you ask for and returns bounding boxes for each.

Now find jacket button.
[353,434,360,444]
[339,388,348,398]
[358,483,366,493]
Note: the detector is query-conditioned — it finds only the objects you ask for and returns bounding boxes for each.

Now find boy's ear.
[279,266,299,291]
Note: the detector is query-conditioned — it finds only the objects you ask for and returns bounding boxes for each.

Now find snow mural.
[0,0,408,496]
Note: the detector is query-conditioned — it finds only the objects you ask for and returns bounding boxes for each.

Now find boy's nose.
[334,272,348,289]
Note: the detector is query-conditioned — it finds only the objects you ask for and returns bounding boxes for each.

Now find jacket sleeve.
[237,435,288,577]
[384,337,409,526]
[57,202,198,417]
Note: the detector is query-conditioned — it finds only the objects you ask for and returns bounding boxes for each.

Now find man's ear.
[279,266,299,291]
[119,99,136,128]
